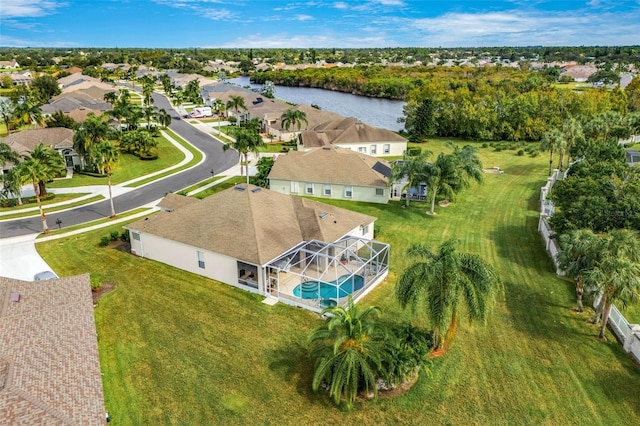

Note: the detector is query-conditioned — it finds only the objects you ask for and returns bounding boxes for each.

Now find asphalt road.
[0,92,239,238]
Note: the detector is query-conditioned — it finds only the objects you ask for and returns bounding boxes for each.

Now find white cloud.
[0,0,66,19]
[0,34,78,47]
[151,0,234,21]
[404,9,640,46]
[217,32,392,48]
[295,14,314,21]
[332,2,349,9]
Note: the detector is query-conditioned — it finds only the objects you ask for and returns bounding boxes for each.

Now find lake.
[228,76,406,132]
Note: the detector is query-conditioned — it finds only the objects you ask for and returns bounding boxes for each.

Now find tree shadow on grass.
[587,360,640,418]
[267,342,331,406]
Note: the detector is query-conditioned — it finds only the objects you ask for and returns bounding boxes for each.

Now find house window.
[290,181,299,193]
[358,147,367,153]
[370,144,377,155]
[131,232,141,241]
[375,188,385,196]
[324,185,332,196]
[197,251,205,269]
[345,186,353,198]
[362,224,369,235]
[306,183,314,195]
[383,144,391,154]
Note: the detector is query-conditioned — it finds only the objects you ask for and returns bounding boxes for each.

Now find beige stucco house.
[125,185,389,312]
[1,128,83,171]
[298,117,407,156]
[269,146,392,203]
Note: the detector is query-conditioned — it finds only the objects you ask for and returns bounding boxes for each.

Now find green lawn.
[1,195,103,220]
[36,140,640,425]
[0,192,90,213]
[48,133,185,188]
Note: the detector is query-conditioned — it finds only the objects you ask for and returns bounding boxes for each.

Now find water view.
[228,76,406,132]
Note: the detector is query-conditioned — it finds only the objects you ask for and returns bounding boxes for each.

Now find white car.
[33,270,59,281]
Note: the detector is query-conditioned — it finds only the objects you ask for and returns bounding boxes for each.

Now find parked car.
[33,270,59,281]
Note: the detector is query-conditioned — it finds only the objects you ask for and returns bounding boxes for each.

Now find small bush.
[99,236,110,246]
[481,143,489,148]
[110,230,120,241]
[517,149,525,156]
[529,150,539,157]
[494,147,503,152]
[406,147,423,156]
[90,273,103,291]
[120,231,130,242]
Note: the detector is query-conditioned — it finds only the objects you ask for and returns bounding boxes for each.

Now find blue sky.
[0,0,639,48]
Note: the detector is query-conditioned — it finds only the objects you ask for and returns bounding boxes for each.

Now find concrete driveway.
[0,234,53,280]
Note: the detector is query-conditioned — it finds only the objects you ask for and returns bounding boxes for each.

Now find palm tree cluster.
[391,145,483,213]
[558,229,640,340]
[280,108,308,143]
[308,297,432,409]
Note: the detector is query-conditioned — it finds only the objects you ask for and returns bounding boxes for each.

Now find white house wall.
[334,141,406,157]
[269,179,389,204]
[130,231,247,291]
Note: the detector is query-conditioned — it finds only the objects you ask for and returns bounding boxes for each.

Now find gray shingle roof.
[0,275,105,425]
[127,185,376,265]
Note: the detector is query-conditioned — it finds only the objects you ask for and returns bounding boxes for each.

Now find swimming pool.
[293,275,365,300]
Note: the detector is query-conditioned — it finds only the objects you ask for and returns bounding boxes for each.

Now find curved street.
[0,92,239,238]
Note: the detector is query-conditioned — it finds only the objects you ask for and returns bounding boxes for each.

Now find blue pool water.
[293,275,365,300]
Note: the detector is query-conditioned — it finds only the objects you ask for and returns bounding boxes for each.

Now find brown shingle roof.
[0,275,105,425]
[300,117,406,148]
[127,186,375,265]
[269,146,390,187]
[1,128,75,154]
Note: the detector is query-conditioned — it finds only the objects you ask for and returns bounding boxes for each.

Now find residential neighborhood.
[0,36,639,426]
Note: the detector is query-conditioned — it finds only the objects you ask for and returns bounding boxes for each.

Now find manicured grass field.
[0,192,91,213]
[48,133,185,188]
[1,195,103,220]
[37,139,640,425]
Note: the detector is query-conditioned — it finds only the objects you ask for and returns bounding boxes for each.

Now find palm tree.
[28,143,65,197]
[103,91,118,107]
[143,105,157,129]
[280,108,308,135]
[223,128,263,184]
[226,95,247,126]
[12,101,44,130]
[425,146,482,215]
[583,229,640,340]
[560,117,585,169]
[0,167,23,205]
[0,141,19,166]
[156,108,171,129]
[540,128,565,176]
[557,230,599,313]
[17,148,64,233]
[74,113,111,165]
[0,97,15,134]
[94,141,119,217]
[396,239,502,353]
[391,150,431,207]
[307,296,389,409]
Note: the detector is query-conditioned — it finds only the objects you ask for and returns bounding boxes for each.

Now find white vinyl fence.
[538,169,640,363]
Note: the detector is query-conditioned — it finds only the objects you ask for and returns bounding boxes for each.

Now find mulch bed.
[92,281,116,305]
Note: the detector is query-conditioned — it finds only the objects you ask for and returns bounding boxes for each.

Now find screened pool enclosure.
[266,237,389,312]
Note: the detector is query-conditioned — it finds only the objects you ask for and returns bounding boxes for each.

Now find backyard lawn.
[37,139,640,425]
